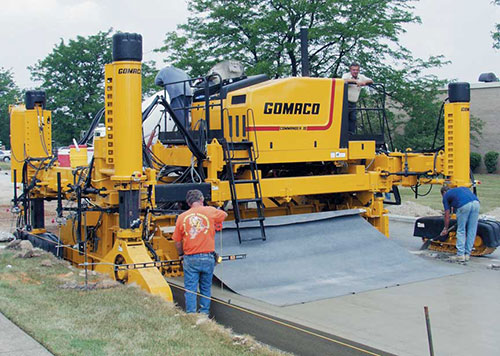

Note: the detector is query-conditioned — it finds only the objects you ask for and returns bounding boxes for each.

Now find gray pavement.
[0,312,52,356]
[210,218,500,356]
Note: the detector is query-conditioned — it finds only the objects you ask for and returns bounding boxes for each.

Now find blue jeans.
[183,253,215,314]
[456,200,480,256]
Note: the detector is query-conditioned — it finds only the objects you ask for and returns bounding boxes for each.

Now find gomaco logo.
[263,102,320,115]
[118,68,141,75]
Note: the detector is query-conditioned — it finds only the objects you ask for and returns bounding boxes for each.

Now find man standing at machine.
[440,186,480,262]
[173,189,228,314]
[342,63,373,134]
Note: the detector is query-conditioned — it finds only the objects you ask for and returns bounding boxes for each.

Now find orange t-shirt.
[172,206,228,255]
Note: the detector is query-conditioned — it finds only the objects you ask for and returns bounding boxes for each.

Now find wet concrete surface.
[208,219,500,356]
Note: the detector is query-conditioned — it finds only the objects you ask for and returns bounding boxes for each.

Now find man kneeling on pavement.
[173,189,228,315]
[440,186,480,262]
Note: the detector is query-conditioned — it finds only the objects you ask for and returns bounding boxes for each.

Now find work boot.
[449,255,466,262]
[465,255,470,261]
[195,313,210,325]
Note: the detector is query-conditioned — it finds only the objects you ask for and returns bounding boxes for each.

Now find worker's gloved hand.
[215,222,223,231]
[214,253,222,265]
[440,228,448,236]
[179,254,184,262]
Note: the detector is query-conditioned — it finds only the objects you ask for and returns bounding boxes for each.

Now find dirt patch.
[5,240,43,258]
[56,272,74,280]
[0,271,41,285]
[40,259,53,267]
[387,201,441,217]
[483,208,500,221]
[59,278,120,290]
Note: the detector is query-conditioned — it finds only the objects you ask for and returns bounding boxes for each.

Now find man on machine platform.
[342,63,373,134]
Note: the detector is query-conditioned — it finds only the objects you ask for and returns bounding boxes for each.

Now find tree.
[159,1,424,77]
[493,0,500,49]
[157,0,461,150]
[0,68,22,149]
[30,30,158,146]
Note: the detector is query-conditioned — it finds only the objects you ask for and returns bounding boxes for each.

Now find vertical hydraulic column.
[98,33,173,302]
[104,33,144,236]
[444,82,471,187]
[10,91,51,233]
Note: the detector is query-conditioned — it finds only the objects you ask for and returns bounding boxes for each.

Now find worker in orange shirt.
[173,189,228,315]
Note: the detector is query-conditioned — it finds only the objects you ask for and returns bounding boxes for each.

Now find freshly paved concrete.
[215,213,462,306]
[0,312,52,356]
[208,219,500,356]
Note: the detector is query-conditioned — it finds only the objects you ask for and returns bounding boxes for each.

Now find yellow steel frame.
[9,54,474,302]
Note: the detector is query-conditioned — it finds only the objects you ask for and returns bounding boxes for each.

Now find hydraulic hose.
[431,99,448,150]
[79,107,105,145]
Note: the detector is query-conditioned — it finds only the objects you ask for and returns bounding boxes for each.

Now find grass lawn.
[397,174,500,213]
[0,250,284,356]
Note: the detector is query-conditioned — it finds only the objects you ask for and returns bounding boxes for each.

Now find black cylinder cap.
[25,90,46,110]
[112,32,142,62]
[448,82,470,103]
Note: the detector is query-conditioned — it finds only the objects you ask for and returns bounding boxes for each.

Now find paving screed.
[213,211,463,306]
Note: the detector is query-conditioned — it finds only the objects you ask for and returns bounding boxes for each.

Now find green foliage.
[484,151,499,174]
[158,0,426,77]
[494,0,500,49]
[0,68,22,149]
[29,30,158,146]
[142,61,159,97]
[29,30,113,146]
[470,152,482,172]
[157,0,456,150]
[395,101,484,151]
[396,173,500,213]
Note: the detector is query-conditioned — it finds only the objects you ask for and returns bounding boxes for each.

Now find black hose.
[470,169,477,196]
[431,99,448,150]
[83,157,95,190]
[79,107,105,145]
[142,96,159,123]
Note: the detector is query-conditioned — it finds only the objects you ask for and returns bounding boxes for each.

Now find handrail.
[246,108,260,160]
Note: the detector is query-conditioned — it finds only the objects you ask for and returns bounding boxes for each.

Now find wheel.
[3,157,10,162]
[114,254,129,283]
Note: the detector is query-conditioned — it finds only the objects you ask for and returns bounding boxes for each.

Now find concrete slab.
[0,312,52,355]
[215,213,462,306]
[201,218,500,356]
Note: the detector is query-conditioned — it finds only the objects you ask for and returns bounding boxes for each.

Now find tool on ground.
[420,224,456,251]
[113,254,246,272]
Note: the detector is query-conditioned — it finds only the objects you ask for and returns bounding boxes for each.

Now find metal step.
[235,198,262,204]
[229,156,255,161]
[227,160,255,165]
[226,141,253,151]
[240,236,267,242]
[238,217,265,223]
[233,179,259,184]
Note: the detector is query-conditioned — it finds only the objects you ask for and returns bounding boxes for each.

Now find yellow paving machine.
[9,33,500,301]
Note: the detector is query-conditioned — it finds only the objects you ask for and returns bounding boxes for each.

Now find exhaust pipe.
[300,27,310,77]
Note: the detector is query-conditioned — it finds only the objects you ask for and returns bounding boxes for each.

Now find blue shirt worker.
[440,186,480,262]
